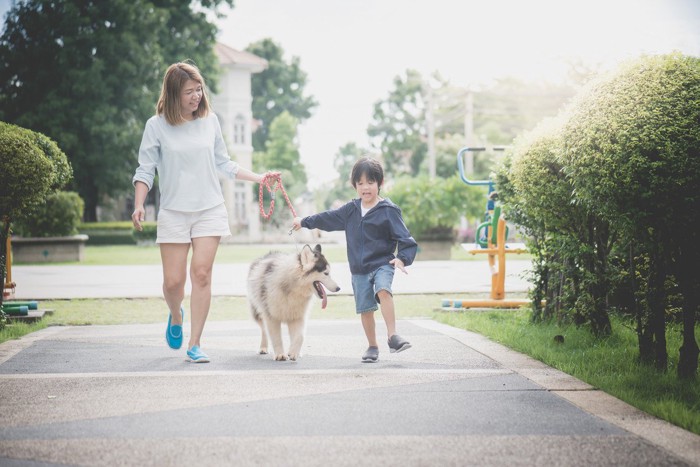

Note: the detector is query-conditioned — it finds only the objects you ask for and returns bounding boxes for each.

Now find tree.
[472,78,576,146]
[386,175,482,240]
[0,0,232,221]
[561,53,700,377]
[423,133,467,179]
[0,122,71,319]
[315,142,369,211]
[253,111,306,227]
[246,38,318,152]
[367,69,427,177]
[366,69,578,180]
[497,118,614,335]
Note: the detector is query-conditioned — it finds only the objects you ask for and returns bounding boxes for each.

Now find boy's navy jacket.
[300,198,418,275]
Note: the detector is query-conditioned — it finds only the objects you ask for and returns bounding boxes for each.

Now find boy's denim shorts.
[351,264,395,313]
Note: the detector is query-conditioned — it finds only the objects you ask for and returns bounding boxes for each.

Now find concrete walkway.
[9,259,532,299]
[1,259,699,466]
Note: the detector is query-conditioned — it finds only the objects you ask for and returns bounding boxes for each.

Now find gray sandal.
[388,334,412,353]
[362,346,379,362]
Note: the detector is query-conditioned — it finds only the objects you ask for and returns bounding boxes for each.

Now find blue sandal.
[166,306,184,350]
[186,345,210,363]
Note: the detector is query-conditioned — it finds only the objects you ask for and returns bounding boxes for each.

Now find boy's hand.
[390,258,407,274]
[291,216,303,231]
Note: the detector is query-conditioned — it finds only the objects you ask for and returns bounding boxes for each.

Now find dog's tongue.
[314,281,328,309]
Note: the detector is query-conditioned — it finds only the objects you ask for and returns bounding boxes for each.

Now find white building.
[211,42,268,242]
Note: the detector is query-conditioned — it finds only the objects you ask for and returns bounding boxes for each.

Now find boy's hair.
[157,61,211,125]
[350,156,384,191]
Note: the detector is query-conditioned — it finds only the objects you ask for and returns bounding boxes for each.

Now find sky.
[216,0,700,187]
[1,0,699,188]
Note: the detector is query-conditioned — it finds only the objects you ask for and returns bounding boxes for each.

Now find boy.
[292,157,418,362]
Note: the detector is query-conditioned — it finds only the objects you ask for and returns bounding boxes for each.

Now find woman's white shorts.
[156,203,231,244]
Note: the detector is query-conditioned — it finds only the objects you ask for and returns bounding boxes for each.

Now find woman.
[131,61,277,363]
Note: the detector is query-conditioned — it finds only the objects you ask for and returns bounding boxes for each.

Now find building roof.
[215,42,268,73]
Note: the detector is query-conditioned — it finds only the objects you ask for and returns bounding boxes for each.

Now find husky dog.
[247,244,340,361]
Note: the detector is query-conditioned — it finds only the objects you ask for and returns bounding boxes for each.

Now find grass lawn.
[436,309,700,436]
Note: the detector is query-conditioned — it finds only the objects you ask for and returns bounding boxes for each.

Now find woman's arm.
[235,167,267,183]
[131,181,150,231]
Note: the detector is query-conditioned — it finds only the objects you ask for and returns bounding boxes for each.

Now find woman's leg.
[188,236,221,349]
[159,243,191,325]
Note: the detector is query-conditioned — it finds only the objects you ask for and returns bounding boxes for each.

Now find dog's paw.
[258,348,268,355]
[274,354,288,361]
[288,354,298,361]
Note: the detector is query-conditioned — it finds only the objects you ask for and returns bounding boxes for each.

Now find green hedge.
[78,221,157,245]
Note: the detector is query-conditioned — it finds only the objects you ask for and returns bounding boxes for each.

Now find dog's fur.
[247,244,340,361]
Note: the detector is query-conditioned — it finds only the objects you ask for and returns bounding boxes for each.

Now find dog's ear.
[314,244,322,255]
[300,244,315,271]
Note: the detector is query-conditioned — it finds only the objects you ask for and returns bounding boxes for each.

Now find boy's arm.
[390,211,418,267]
[294,202,353,232]
[396,235,418,267]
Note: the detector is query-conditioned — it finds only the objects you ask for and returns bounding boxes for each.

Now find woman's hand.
[131,206,145,231]
[259,170,281,183]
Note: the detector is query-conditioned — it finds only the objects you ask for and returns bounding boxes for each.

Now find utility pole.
[464,89,474,175]
[425,82,436,179]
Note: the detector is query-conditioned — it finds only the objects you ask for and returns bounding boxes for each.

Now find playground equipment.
[2,235,47,322]
[441,146,530,310]
[3,235,15,301]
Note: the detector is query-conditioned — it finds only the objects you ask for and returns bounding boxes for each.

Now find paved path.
[1,320,698,466]
[2,258,699,466]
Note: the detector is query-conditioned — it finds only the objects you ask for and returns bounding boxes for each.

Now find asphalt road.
[1,257,699,466]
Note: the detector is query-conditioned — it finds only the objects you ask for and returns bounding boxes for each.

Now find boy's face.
[355,174,380,206]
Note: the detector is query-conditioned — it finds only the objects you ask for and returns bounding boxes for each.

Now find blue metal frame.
[457,146,506,212]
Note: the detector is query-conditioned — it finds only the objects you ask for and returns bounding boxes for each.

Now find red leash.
[258,173,297,220]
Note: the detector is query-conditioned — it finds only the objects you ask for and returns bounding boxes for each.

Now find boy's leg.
[353,272,381,361]
[361,311,377,347]
[360,311,379,362]
[353,272,379,347]
[376,289,396,339]
[374,266,411,352]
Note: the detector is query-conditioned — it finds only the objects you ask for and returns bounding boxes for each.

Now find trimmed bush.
[0,123,54,220]
[13,191,84,237]
[560,52,700,376]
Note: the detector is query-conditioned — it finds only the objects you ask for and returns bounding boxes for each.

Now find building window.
[233,114,246,145]
[234,181,247,224]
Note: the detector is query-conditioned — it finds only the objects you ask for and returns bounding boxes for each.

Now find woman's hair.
[156,61,211,125]
[350,156,384,192]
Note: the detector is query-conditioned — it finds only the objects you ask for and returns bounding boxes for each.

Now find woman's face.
[180,79,203,119]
